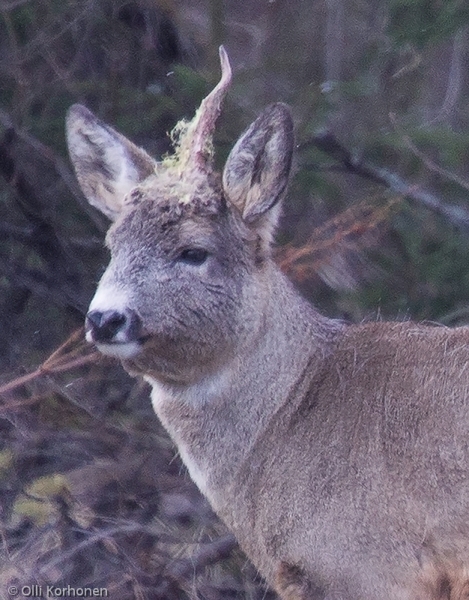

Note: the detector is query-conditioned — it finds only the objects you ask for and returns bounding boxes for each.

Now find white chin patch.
[95,341,141,359]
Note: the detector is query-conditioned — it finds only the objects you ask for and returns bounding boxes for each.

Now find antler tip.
[218,45,232,82]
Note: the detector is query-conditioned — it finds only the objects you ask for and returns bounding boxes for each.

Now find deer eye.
[177,248,209,266]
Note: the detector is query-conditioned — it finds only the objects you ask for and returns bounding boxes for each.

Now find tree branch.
[307,130,469,228]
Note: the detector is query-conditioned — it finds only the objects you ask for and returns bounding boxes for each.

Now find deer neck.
[144,266,342,505]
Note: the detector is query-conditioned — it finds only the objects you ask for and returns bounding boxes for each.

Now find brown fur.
[67,50,469,600]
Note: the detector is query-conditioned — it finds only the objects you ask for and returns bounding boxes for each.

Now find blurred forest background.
[2,0,469,597]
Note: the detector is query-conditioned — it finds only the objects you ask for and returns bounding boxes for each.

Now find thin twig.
[42,327,85,368]
[0,328,101,397]
[0,394,43,414]
[277,195,401,281]
[390,112,469,194]
[0,369,44,396]
[39,523,183,574]
[165,534,237,581]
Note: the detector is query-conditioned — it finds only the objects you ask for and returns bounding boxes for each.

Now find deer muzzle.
[86,308,145,358]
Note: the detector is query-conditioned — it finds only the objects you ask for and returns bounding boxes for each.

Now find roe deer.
[67,47,469,600]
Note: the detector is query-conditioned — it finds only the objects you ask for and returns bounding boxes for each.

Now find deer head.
[66,47,294,385]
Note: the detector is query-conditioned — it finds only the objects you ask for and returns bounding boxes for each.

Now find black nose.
[86,309,142,343]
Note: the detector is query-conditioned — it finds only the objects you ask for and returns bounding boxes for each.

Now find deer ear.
[66,104,155,221]
[222,103,294,240]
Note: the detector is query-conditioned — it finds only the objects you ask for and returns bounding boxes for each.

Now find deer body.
[67,48,469,599]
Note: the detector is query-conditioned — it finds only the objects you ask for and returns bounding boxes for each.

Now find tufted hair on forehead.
[122,156,220,201]
[106,174,230,252]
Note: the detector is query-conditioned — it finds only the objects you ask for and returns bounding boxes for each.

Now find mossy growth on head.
[162,46,232,175]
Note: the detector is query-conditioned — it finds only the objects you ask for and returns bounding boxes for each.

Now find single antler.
[174,46,232,171]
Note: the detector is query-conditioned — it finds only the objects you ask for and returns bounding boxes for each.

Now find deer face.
[86,171,260,382]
